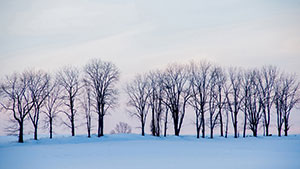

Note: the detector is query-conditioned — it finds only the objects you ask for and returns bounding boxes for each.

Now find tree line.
[126,61,300,138]
[0,59,119,143]
[0,59,299,143]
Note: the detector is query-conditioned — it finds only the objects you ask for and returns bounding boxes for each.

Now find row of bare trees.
[0,59,119,142]
[0,59,299,142]
[126,62,300,138]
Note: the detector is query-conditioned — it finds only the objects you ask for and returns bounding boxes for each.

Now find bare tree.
[126,74,151,136]
[225,68,243,138]
[275,73,300,136]
[148,71,165,137]
[257,66,278,136]
[27,70,50,140]
[274,79,284,137]
[0,73,34,143]
[84,59,120,137]
[110,122,132,134]
[241,70,251,137]
[162,64,191,136]
[81,79,93,138]
[214,67,227,137]
[245,70,262,137]
[43,77,62,139]
[57,66,80,136]
[208,66,226,139]
[223,81,232,138]
[189,62,210,138]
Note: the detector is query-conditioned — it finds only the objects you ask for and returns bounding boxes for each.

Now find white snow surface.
[0,134,299,169]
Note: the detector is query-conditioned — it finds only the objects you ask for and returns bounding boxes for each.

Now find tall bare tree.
[225,68,243,138]
[274,73,300,136]
[214,67,227,137]
[81,79,93,138]
[57,66,80,136]
[84,59,120,137]
[27,70,50,140]
[162,64,191,136]
[148,71,165,137]
[0,73,34,143]
[241,70,251,137]
[245,70,262,137]
[208,66,226,138]
[43,77,62,139]
[274,79,284,137]
[257,66,278,136]
[126,74,151,136]
[189,62,210,138]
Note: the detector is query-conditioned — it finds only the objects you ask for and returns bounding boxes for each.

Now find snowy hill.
[0,134,299,169]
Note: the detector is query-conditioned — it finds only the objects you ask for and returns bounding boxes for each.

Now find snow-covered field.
[0,134,299,169]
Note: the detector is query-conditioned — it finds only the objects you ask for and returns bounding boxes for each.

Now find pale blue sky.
[0,0,300,135]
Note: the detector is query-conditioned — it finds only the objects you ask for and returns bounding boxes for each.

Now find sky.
[0,0,300,136]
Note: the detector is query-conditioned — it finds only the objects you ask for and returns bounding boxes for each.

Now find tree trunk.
[219,111,223,137]
[253,129,257,137]
[70,95,75,136]
[18,121,24,143]
[88,129,91,138]
[164,108,168,137]
[98,114,101,137]
[71,117,75,136]
[266,109,270,136]
[34,125,38,140]
[87,116,91,138]
[196,127,200,139]
[210,113,213,139]
[49,118,53,139]
[196,116,201,139]
[173,111,179,136]
[284,119,288,136]
[243,111,247,138]
[141,121,145,136]
[100,116,104,136]
[278,128,281,137]
[201,112,205,138]
[151,108,155,136]
[234,113,238,138]
[225,110,228,138]
[99,105,105,137]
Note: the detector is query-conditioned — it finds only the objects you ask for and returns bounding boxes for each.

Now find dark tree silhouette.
[245,70,262,137]
[189,62,211,138]
[241,70,251,137]
[208,66,226,139]
[257,66,278,136]
[225,68,243,138]
[84,59,120,137]
[214,67,227,137]
[148,71,165,137]
[126,74,151,136]
[81,79,93,138]
[274,73,300,136]
[43,77,62,139]
[162,64,191,136]
[27,70,50,140]
[0,73,34,143]
[57,66,80,136]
